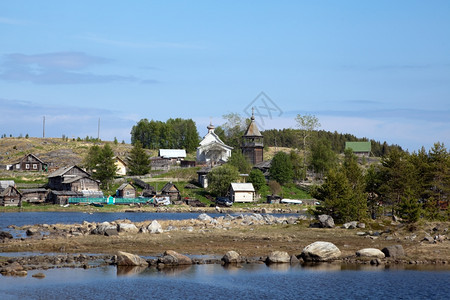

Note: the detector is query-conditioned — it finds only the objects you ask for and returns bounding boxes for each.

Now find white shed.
[229,183,255,203]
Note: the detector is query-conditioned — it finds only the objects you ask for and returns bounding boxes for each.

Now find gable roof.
[18,153,46,164]
[159,149,187,159]
[48,165,90,178]
[0,185,22,197]
[114,157,127,166]
[345,141,371,153]
[230,183,255,192]
[117,183,136,191]
[161,182,180,193]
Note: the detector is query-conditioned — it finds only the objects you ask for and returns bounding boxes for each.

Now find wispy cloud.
[0,52,157,84]
[78,34,202,49]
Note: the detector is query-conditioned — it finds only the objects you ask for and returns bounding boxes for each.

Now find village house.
[20,188,49,203]
[116,183,136,198]
[229,183,256,203]
[160,182,181,201]
[9,154,48,172]
[345,141,372,157]
[0,185,22,206]
[47,165,102,204]
[114,157,127,176]
[196,123,233,165]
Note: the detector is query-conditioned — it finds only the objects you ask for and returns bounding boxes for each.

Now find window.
[25,164,30,169]
[33,164,38,170]
[16,164,20,169]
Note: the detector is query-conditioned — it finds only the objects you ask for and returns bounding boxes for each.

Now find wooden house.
[20,188,49,203]
[116,183,136,198]
[114,157,127,176]
[48,165,100,192]
[229,183,255,203]
[160,182,181,201]
[345,142,372,157]
[11,154,48,172]
[0,185,22,206]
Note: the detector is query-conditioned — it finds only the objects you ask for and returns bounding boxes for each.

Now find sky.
[1,1,449,152]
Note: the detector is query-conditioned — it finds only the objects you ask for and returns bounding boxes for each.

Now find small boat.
[91,203,104,207]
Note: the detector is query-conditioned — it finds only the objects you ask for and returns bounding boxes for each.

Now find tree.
[309,138,337,178]
[365,164,382,219]
[84,145,102,172]
[127,141,151,176]
[207,164,240,196]
[427,142,450,216]
[295,114,320,151]
[397,188,421,223]
[268,180,282,196]
[248,169,266,193]
[220,113,247,148]
[290,150,306,181]
[88,144,117,189]
[269,152,293,185]
[228,150,252,174]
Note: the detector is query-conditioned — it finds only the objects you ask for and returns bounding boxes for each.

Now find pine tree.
[127,141,151,176]
[92,144,117,189]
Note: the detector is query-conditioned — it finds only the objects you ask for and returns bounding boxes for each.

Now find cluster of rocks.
[310,214,366,229]
[0,254,111,276]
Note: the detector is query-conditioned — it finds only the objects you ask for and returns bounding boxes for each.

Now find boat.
[91,203,104,207]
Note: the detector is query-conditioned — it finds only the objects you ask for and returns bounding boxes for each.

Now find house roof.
[345,141,371,153]
[0,180,15,189]
[159,149,186,159]
[48,165,89,178]
[18,153,46,164]
[114,157,127,166]
[117,183,135,191]
[0,186,22,197]
[161,182,180,193]
[230,183,255,192]
[20,188,48,194]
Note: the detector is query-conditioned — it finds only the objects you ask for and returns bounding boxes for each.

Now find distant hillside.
[0,137,155,170]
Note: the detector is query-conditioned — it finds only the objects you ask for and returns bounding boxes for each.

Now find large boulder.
[147,220,163,234]
[92,222,118,235]
[318,215,335,228]
[118,223,139,233]
[222,251,240,264]
[159,250,192,266]
[198,213,213,222]
[115,251,148,266]
[26,228,40,236]
[301,241,341,261]
[381,245,405,258]
[266,251,291,263]
[356,248,385,259]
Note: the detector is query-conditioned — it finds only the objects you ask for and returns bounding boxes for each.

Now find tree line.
[131,118,199,152]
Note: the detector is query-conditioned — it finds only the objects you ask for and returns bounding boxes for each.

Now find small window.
[25,164,30,169]
[33,164,38,169]
[16,164,20,169]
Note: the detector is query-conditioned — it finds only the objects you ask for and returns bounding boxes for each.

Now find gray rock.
[266,251,291,263]
[148,220,163,234]
[343,221,358,229]
[118,223,139,233]
[104,228,119,236]
[159,250,192,265]
[290,255,300,264]
[318,215,335,228]
[301,241,341,261]
[26,228,39,236]
[198,213,213,222]
[381,245,405,258]
[356,248,385,258]
[115,251,148,266]
[357,223,366,229]
[222,251,240,264]
[93,222,117,235]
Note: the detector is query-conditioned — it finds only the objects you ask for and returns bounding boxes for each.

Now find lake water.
[0,211,300,228]
[1,263,449,300]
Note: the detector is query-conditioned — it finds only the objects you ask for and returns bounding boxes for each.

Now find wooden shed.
[161,182,181,201]
[20,188,49,203]
[229,183,255,203]
[116,183,136,198]
[48,165,99,192]
[0,186,22,206]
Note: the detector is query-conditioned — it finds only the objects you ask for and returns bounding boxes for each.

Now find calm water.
[0,264,449,300]
[0,211,300,228]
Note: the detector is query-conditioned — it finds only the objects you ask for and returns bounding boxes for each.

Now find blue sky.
[1,1,449,152]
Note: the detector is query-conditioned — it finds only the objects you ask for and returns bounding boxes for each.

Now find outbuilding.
[116,183,136,198]
[229,183,256,203]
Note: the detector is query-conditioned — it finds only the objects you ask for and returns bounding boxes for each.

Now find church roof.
[243,112,262,137]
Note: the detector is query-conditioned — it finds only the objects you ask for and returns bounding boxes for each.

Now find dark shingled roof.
[243,114,262,137]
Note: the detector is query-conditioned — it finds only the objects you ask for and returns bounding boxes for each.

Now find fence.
[68,197,154,205]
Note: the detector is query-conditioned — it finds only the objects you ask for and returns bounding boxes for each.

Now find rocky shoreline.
[1,213,449,276]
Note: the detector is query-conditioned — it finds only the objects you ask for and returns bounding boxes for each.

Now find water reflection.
[117,265,148,276]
